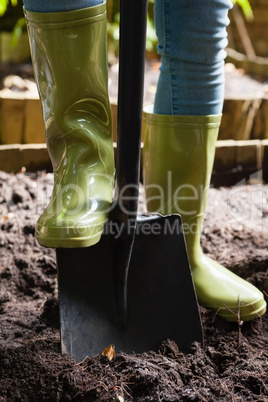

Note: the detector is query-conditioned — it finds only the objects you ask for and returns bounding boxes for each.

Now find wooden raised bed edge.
[1,139,268,188]
[1,94,268,144]
[226,48,268,81]
[1,96,268,186]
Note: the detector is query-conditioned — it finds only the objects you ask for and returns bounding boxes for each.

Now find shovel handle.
[117,0,148,210]
[112,0,148,325]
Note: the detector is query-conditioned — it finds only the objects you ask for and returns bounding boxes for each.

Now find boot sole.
[35,223,106,248]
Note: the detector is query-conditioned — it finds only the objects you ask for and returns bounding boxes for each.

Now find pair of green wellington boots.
[25,5,266,321]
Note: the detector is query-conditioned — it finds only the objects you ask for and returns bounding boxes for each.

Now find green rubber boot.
[143,107,266,321]
[24,4,115,248]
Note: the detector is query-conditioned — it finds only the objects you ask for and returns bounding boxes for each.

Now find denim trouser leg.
[154,0,233,116]
[22,0,103,12]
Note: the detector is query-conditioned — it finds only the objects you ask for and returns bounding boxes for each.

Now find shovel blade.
[57,214,203,361]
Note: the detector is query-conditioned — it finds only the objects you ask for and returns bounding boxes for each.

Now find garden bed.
[0,60,267,401]
[0,171,267,401]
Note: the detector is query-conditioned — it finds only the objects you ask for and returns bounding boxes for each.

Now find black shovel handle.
[112,0,148,325]
[117,0,148,209]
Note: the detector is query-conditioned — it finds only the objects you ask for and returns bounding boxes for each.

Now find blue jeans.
[23,0,232,116]
[154,0,233,115]
[22,0,103,12]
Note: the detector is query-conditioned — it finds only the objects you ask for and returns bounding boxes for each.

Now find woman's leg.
[22,0,103,12]
[142,0,267,321]
[154,0,232,116]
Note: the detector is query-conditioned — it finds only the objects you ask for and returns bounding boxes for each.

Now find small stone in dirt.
[23,223,35,236]
[14,256,29,270]
[11,189,24,204]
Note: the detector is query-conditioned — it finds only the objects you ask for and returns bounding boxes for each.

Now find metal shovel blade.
[57,214,203,361]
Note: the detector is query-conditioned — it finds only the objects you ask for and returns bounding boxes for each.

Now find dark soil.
[0,170,267,401]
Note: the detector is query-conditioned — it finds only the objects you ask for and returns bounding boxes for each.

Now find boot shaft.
[24,5,115,248]
[143,110,221,220]
[24,4,111,137]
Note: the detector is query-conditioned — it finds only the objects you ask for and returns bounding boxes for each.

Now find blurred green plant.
[107,0,157,59]
[146,14,158,55]
[0,0,157,57]
[107,9,120,58]
[0,0,25,49]
[0,0,17,17]
[0,0,254,57]
[232,0,253,19]
[10,16,25,46]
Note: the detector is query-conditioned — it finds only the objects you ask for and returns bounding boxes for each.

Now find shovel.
[56,0,203,362]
